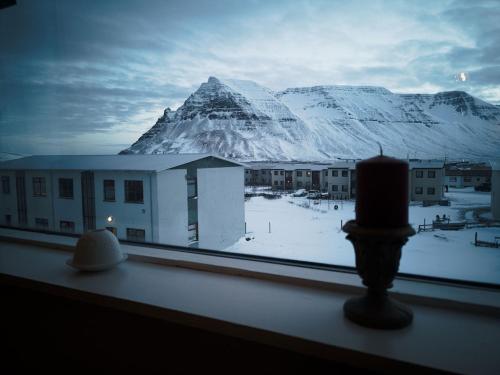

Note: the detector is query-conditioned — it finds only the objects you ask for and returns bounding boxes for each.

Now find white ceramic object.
[67,229,127,271]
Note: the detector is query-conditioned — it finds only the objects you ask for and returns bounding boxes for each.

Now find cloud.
[0,0,499,155]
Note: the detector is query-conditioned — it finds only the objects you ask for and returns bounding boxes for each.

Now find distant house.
[0,154,245,249]
[445,164,491,188]
[491,160,500,220]
[327,161,357,199]
[409,160,445,203]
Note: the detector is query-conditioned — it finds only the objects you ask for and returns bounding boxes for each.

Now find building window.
[415,187,423,194]
[464,177,471,182]
[427,187,436,195]
[60,220,75,233]
[416,170,423,178]
[261,170,266,175]
[342,170,348,177]
[59,178,74,199]
[125,180,143,203]
[324,171,328,177]
[187,178,197,198]
[280,171,284,175]
[296,171,302,177]
[274,171,278,176]
[428,170,436,178]
[280,181,283,185]
[332,170,338,177]
[245,170,249,174]
[332,185,338,191]
[33,177,47,197]
[127,228,145,242]
[188,223,198,242]
[274,181,278,185]
[342,185,348,192]
[103,179,115,201]
[35,218,49,229]
[1,176,10,194]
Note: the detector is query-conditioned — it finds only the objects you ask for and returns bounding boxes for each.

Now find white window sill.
[1,228,500,374]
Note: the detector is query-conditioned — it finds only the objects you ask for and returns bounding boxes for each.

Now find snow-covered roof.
[244,162,329,171]
[328,161,357,170]
[0,154,242,172]
[409,160,444,169]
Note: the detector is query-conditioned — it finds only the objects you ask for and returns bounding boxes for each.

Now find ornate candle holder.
[342,220,415,329]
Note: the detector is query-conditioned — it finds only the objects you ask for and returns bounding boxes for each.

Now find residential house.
[409,160,445,203]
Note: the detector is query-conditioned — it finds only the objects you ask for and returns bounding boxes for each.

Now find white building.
[409,160,445,203]
[326,161,357,199]
[491,160,500,220]
[0,154,244,249]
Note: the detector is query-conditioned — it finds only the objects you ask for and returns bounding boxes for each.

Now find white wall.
[94,171,153,242]
[155,169,188,246]
[51,171,84,232]
[197,167,244,250]
[492,171,500,220]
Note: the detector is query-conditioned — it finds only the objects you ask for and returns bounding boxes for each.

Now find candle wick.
[377,142,383,156]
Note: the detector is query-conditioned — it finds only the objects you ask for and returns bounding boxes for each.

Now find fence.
[474,232,500,248]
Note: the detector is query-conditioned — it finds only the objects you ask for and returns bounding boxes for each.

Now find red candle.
[355,155,409,228]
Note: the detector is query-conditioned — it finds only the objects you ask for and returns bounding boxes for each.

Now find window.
[261,170,265,175]
[341,185,348,192]
[103,179,115,201]
[332,185,338,191]
[415,187,423,194]
[464,177,471,182]
[188,223,198,242]
[324,171,328,176]
[127,228,145,242]
[35,218,49,229]
[274,181,278,185]
[428,170,436,178]
[273,171,278,175]
[59,178,74,199]
[279,181,283,185]
[427,187,435,195]
[125,180,143,203]
[332,170,338,177]
[296,171,302,177]
[60,220,75,233]
[280,171,284,175]
[187,178,197,198]
[33,177,47,197]
[1,176,9,194]
[416,171,423,178]
[342,170,348,177]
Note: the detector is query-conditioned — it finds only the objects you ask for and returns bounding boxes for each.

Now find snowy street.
[227,188,500,284]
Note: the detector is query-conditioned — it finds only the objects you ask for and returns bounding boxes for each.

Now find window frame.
[415,186,423,195]
[58,178,74,199]
[124,180,144,204]
[103,179,116,202]
[416,170,423,178]
[126,227,146,242]
[428,170,436,178]
[59,220,75,233]
[1,175,10,194]
[32,176,47,197]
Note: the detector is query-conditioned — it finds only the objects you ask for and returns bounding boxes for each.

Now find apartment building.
[0,154,244,249]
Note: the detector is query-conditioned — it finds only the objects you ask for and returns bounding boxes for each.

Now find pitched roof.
[0,154,242,172]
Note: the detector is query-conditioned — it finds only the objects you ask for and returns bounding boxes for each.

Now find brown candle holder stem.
[342,220,416,329]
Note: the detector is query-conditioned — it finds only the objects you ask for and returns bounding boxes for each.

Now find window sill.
[0,229,499,373]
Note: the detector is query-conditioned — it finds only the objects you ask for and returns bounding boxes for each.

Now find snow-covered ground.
[227,187,500,284]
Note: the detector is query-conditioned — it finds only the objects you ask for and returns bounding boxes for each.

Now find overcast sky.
[0,0,499,155]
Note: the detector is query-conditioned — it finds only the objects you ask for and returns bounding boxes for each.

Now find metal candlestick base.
[342,220,416,329]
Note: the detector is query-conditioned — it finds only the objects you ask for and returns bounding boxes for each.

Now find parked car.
[475,182,491,192]
[292,189,307,197]
[307,190,321,199]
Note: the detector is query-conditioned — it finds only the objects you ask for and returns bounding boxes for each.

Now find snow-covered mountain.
[121,77,500,161]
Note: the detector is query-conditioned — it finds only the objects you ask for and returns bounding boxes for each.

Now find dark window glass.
[342,170,348,177]
[125,180,143,203]
[35,218,49,229]
[103,179,115,201]
[324,171,328,176]
[332,170,338,177]
[1,176,10,194]
[332,185,338,191]
[188,223,198,242]
[297,171,302,177]
[59,178,74,199]
[428,170,436,178]
[427,187,435,195]
[60,220,75,233]
[280,171,284,175]
[274,181,278,185]
[415,187,423,194]
[261,170,265,175]
[342,185,348,192]
[33,177,47,197]
[127,228,145,242]
[416,170,423,178]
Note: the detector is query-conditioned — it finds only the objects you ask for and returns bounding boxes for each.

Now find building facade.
[409,160,445,202]
[491,161,500,220]
[0,154,244,249]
